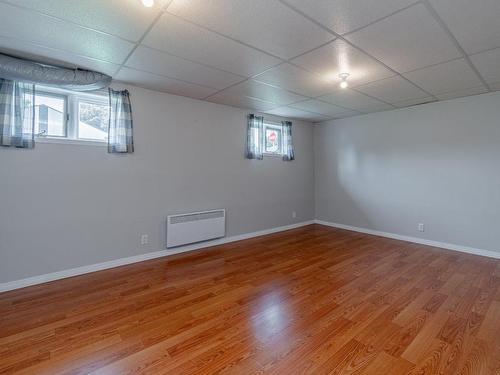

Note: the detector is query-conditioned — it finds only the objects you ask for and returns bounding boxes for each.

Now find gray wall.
[315,91,500,254]
[0,86,315,283]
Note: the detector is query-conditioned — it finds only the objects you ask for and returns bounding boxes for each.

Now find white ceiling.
[0,0,499,122]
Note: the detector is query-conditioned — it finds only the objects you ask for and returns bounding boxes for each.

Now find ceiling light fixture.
[339,73,350,89]
[142,0,154,7]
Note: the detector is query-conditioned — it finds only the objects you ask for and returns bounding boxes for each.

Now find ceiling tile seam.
[129,45,247,80]
[202,61,319,101]
[347,74,400,90]
[279,106,336,118]
[288,97,360,113]
[202,78,253,100]
[431,85,488,98]
[2,0,485,109]
[204,77,357,115]
[0,34,120,68]
[400,55,469,75]
[118,66,222,91]
[0,0,140,45]
[347,88,397,108]
[141,14,337,81]
[286,104,348,118]
[230,94,280,106]
[312,97,364,113]
[392,97,437,107]
[286,60,399,90]
[241,60,381,112]
[282,39,338,64]
[277,0,440,102]
[468,45,500,58]
[233,79,355,111]
[113,0,175,78]
[138,1,422,102]
[420,0,491,91]
[338,1,421,37]
[309,88,396,111]
[163,11,287,62]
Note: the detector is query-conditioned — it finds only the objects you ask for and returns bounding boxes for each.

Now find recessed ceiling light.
[339,73,350,89]
[142,0,154,7]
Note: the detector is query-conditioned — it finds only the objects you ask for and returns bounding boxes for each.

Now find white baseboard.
[0,221,314,293]
[3,218,498,293]
[315,219,500,260]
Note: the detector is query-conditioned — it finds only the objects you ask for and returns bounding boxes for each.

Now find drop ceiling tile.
[206,93,278,111]
[289,99,349,117]
[345,3,461,73]
[283,0,417,35]
[254,63,335,97]
[166,0,334,59]
[0,2,134,64]
[392,97,436,108]
[265,106,331,122]
[334,110,361,119]
[404,59,484,95]
[216,80,307,106]
[470,48,500,86]
[125,46,244,90]
[319,88,393,112]
[291,39,395,87]
[435,86,489,101]
[115,67,218,99]
[428,0,500,54]
[143,13,281,77]
[0,37,120,76]
[4,0,171,42]
[356,76,429,103]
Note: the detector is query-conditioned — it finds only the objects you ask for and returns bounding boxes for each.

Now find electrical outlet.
[292,211,297,219]
[140,234,149,245]
[418,223,425,232]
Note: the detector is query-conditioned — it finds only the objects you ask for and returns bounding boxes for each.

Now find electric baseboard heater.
[166,209,226,248]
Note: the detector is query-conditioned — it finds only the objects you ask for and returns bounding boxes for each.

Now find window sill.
[263,153,284,159]
[36,137,107,147]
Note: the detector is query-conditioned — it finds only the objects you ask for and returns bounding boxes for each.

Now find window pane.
[34,93,66,137]
[265,126,282,154]
[78,100,109,141]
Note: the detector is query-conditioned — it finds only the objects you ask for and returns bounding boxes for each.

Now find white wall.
[315,91,500,255]
[0,85,315,283]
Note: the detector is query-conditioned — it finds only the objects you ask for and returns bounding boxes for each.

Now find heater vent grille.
[167,209,226,248]
[169,210,224,224]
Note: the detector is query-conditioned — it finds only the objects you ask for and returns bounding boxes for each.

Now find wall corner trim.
[0,221,314,293]
[314,219,500,260]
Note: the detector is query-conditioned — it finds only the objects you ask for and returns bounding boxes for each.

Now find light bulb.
[339,73,350,89]
[142,0,154,7]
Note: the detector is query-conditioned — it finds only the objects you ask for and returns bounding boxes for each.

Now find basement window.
[263,122,283,156]
[33,86,109,144]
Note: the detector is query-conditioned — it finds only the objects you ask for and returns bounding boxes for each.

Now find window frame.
[33,90,69,139]
[263,121,284,157]
[33,85,109,146]
[76,96,110,142]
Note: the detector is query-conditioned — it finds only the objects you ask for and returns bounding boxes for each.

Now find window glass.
[264,124,282,155]
[32,86,109,143]
[78,100,109,141]
[34,93,66,137]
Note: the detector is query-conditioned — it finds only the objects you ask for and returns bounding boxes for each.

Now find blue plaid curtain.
[0,78,35,148]
[246,114,264,159]
[281,121,295,161]
[108,88,134,153]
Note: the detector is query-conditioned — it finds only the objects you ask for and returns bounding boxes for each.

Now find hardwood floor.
[1,224,500,374]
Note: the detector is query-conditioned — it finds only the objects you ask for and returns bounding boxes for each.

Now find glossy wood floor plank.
[1,224,500,374]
